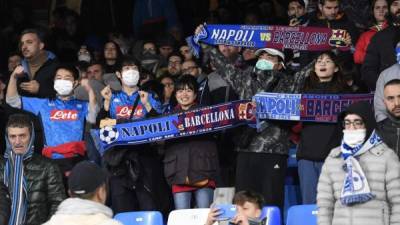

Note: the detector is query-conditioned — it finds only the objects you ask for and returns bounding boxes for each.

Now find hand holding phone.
[214,204,237,221]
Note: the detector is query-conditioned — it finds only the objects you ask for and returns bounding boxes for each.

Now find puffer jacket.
[317,143,400,225]
[0,182,10,225]
[0,155,66,225]
[43,198,122,225]
[354,22,388,64]
[206,46,311,155]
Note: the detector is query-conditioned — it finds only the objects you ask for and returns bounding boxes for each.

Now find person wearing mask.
[100,57,168,214]
[195,24,312,213]
[317,101,400,225]
[6,64,98,180]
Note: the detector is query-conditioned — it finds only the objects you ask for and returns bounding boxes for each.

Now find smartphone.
[214,204,237,221]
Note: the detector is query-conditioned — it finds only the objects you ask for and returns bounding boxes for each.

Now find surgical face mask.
[78,53,91,63]
[54,79,74,96]
[122,69,140,87]
[343,129,366,147]
[255,59,275,71]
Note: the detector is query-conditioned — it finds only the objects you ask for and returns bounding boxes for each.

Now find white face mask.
[78,54,91,63]
[54,79,74,96]
[343,129,366,147]
[122,69,140,87]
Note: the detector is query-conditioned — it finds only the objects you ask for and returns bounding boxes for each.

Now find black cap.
[68,161,107,195]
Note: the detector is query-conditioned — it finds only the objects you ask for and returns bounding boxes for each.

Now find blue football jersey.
[109,91,162,120]
[22,97,89,147]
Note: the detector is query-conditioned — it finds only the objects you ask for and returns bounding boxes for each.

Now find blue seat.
[286,204,317,225]
[260,206,281,225]
[114,211,163,225]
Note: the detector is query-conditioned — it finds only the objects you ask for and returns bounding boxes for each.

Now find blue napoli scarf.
[4,129,35,225]
[340,130,382,205]
[187,24,349,57]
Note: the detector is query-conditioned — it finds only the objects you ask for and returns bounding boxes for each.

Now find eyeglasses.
[342,120,364,129]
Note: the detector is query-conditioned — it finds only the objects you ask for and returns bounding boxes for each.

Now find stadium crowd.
[1,0,400,225]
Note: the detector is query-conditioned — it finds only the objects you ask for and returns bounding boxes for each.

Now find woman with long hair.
[354,0,389,64]
[297,51,352,204]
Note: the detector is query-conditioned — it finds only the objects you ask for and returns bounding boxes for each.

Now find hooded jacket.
[317,101,400,225]
[20,51,58,98]
[374,64,400,155]
[43,198,122,225]
[0,123,66,225]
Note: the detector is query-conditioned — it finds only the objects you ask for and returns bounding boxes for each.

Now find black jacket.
[377,118,400,156]
[0,182,10,225]
[164,134,219,186]
[297,82,348,161]
[164,105,219,186]
[0,155,66,225]
[19,52,58,98]
[361,25,400,91]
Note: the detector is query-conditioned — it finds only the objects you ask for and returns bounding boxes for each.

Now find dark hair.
[384,79,400,88]
[288,0,306,8]
[7,114,32,134]
[174,74,198,93]
[168,52,184,63]
[369,0,389,26]
[55,64,80,80]
[303,51,347,93]
[232,190,264,210]
[20,28,45,43]
[119,56,141,72]
[140,80,164,102]
[103,41,123,59]
[318,0,339,6]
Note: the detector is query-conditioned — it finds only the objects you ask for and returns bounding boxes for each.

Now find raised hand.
[101,85,112,101]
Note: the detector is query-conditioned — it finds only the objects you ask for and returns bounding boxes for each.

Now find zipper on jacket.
[396,128,400,155]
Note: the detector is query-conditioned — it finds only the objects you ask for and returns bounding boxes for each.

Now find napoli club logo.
[100,126,119,144]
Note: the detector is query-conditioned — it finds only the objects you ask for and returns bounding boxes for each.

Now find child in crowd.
[205,190,265,225]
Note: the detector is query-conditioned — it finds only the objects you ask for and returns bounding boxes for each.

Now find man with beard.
[375,75,400,156]
[18,29,58,98]
[362,0,400,91]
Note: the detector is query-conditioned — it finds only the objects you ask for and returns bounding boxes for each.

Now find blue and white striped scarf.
[340,130,382,205]
[3,130,34,225]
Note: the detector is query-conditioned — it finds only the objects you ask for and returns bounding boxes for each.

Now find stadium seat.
[259,206,281,225]
[114,211,163,225]
[286,204,318,225]
[167,208,217,225]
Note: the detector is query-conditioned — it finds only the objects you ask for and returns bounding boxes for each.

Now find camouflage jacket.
[206,46,311,155]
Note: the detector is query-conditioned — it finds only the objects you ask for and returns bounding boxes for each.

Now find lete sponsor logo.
[50,110,78,121]
[116,105,143,119]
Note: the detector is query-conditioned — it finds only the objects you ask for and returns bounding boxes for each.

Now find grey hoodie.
[374,64,400,122]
